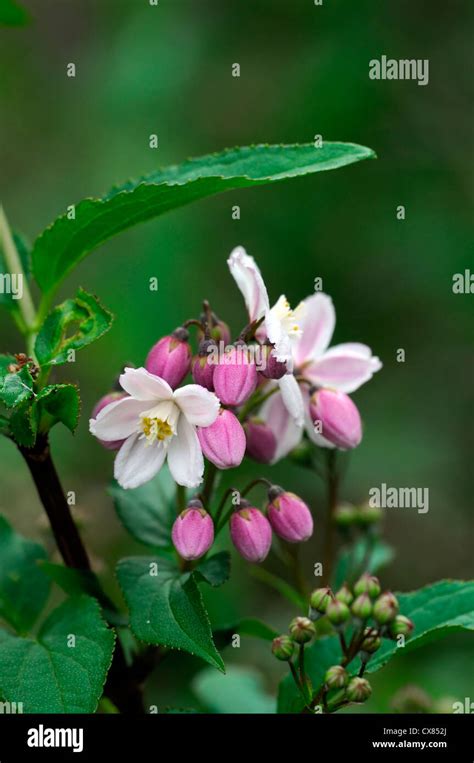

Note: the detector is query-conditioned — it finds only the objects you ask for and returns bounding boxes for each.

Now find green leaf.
[0,515,50,633]
[31,143,375,295]
[0,596,115,712]
[195,551,230,587]
[35,288,113,367]
[0,365,34,408]
[116,556,224,671]
[0,354,16,385]
[0,232,30,312]
[108,467,177,549]
[9,399,38,446]
[36,384,81,433]
[333,537,395,589]
[193,666,276,714]
[0,0,30,26]
[0,414,9,436]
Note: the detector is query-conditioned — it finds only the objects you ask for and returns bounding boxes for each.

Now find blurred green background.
[1,0,473,711]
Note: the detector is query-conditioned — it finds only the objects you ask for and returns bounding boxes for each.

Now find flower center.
[141,417,174,442]
[139,400,179,445]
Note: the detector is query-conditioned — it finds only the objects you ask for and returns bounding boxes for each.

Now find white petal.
[114,433,167,489]
[89,397,145,441]
[167,416,204,488]
[173,384,220,426]
[260,391,303,462]
[119,367,173,401]
[227,246,270,322]
[278,373,305,426]
[306,344,382,393]
[293,292,335,367]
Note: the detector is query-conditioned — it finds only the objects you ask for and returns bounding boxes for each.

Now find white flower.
[90,368,220,489]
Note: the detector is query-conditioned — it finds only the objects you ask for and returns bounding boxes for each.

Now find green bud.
[360,628,382,654]
[310,587,332,614]
[334,502,357,527]
[356,501,383,526]
[373,592,399,625]
[326,600,350,627]
[388,615,414,638]
[335,584,353,606]
[351,593,373,621]
[325,665,349,689]
[289,616,315,644]
[346,677,372,703]
[353,573,381,599]
[271,634,295,661]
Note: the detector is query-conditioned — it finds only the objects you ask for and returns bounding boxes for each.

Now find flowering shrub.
[0,144,473,714]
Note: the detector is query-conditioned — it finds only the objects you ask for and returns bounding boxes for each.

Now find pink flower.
[267,487,313,543]
[192,341,216,391]
[309,388,362,449]
[197,409,246,469]
[230,505,272,563]
[172,500,214,560]
[145,328,191,389]
[244,417,277,464]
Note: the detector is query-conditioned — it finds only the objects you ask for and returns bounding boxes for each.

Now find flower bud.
[213,346,258,406]
[388,615,414,638]
[289,616,315,644]
[230,505,272,563]
[309,388,362,450]
[351,593,373,621]
[373,592,399,625]
[356,501,383,526]
[346,677,372,703]
[171,501,214,560]
[267,487,313,544]
[335,584,353,606]
[325,665,349,689]
[310,587,332,614]
[92,392,127,450]
[354,573,381,599]
[145,328,192,389]
[191,340,216,390]
[260,344,288,380]
[326,599,350,627]
[334,502,358,528]
[360,628,382,654]
[272,634,295,661]
[244,418,277,464]
[197,409,245,469]
[199,314,231,346]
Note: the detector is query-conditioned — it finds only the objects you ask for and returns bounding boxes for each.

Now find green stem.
[321,449,339,586]
[0,206,37,350]
[176,483,186,513]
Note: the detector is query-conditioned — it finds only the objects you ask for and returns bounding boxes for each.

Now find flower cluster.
[272,574,414,712]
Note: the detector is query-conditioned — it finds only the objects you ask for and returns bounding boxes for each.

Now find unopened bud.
[197,409,246,469]
[354,573,381,599]
[230,506,272,563]
[145,328,192,389]
[213,346,258,406]
[267,487,313,544]
[351,593,373,621]
[356,501,383,526]
[360,628,382,655]
[309,587,332,615]
[260,344,288,380]
[326,599,350,627]
[244,418,277,464]
[271,634,295,661]
[346,677,372,703]
[373,592,399,625]
[325,665,349,689]
[388,615,414,638]
[171,502,214,560]
[335,584,353,606]
[334,502,358,527]
[309,388,362,450]
[289,616,315,644]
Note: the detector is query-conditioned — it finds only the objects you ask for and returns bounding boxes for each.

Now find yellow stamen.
[142,417,174,443]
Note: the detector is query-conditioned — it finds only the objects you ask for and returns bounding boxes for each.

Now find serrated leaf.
[277,579,474,713]
[108,467,177,549]
[0,365,34,408]
[31,143,375,295]
[116,556,224,671]
[35,288,113,367]
[0,354,16,384]
[0,596,115,712]
[193,666,276,714]
[36,384,80,433]
[195,551,230,587]
[0,515,50,633]
[9,399,38,446]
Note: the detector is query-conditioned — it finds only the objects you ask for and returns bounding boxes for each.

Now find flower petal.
[260,389,303,462]
[173,384,220,426]
[119,367,173,401]
[227,246,269,322]
[89,396,145,441]
[293,292,335,367]
[278,373,305,426]
[167,416,204,488]
[306,344,382,393]
[114,433,166,489]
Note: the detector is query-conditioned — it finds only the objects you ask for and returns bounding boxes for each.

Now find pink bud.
[197,409,246,469]
[171,501,214,560]
[260,345,288,380]
[191,340,216,391]
[213,346,258,406]
[230,506,272,563]
[244,417,277,464]
[145,328,191,389]
[267,487,314,543]
[92,392,127,450]
[309,388,362,449]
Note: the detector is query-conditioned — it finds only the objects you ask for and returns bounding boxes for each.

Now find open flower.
[89,367,220,489]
